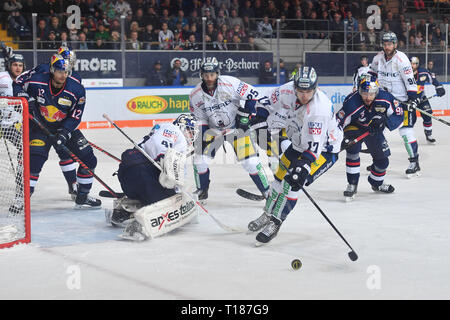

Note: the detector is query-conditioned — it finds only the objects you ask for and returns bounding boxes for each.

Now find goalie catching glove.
[158,147,187,189]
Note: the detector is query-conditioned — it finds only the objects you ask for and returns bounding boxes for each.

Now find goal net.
[0,97,30,249]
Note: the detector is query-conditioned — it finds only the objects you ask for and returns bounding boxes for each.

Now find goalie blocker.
[119,193,198,241]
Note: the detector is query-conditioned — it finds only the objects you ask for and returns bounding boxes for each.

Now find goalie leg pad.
[129,193,198,239]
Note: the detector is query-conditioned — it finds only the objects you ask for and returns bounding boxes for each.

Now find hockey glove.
[53,128,71,151]
[235,107,251,132]
[368,113,386,135]
[284,159,311,191]
[435,85,445,97]
[406,97,421,112]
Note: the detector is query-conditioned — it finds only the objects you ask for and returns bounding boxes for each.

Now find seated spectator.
[36,19,49,43]
[433,27,445,43]
[259,60,275,84]
[59,31,69,48]
[92,37,108,49]
[228,24,246,43]
[48,15,62,39]
[184,34,200,50]
[242,33,259,51]
[109,19,121,33]
[206,22,218,42]
[146,60,166,86]
[189,24,201,42]
[202,7,215,25]
[213,33,228,50]
[133,8,146,30]
[215,9,229,29]
[219,24,229,40]
[172,31,184,50]
[68,24,79,43]
[171,9,189,29]
[159,22,174,50]
[352,23,368,51]
[201,1,216,19]
[257,15,273,38]
[228,8,243,29]
[43,31,59,49]
[101,0,116,21]
[330,12,344,51]
[7,9,30,39]
[142,24,158,49]
[415,31,423,46]
[109,30,121,50]
[76,32,89,50]
[188,9,201,27]
[127,30,142,50]
[95,23,110,42]
[204,34,215,50]
[241,0,255,18]
[344,10,358,34]
[228,34,243,50]
[265,1,279,18]
[367,28,378,51]
[166,59,187,86]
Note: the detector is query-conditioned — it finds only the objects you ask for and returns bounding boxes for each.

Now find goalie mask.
[50,54,72,76]
[173,114,199,145]
[57,46,77,68]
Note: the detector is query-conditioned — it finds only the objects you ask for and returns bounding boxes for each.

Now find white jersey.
[352,65,370,89]
[139,122,188,161]
[262,81,343,158]
[369,50,417,102]
[0,71,13,96]
[189,75,266,131]
[0,71,22,128]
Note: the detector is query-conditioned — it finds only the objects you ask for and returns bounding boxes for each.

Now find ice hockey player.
[111,114,199,241]
[410,56,446,144]
[369,32,421,177]
[338,74,404,201]
[189,58,271,202]
[247,66,343,245]
[14,46,81,199]
[352,55,370,92]
[13,54,101,209]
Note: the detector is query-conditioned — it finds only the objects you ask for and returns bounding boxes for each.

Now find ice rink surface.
[1,121,449,300]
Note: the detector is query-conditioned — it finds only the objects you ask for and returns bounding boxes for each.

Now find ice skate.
[372,183,395,193]
[343,183,358,202]
[248,211,271,232]
[119,219,147,241]
[74,192,102,210]
[424,130,436,144]
[194,187,208,205]
[255,217,282,246]
[68,182,77,201]
[406,157,421,178]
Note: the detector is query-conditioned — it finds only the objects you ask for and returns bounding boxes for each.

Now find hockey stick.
[3,137,16,176]
[408,94,450,127]
[102,113,244,233]
[88,141,121,162]
[237,131,371,202]
[29,114,121,198]
[278,159,359,261]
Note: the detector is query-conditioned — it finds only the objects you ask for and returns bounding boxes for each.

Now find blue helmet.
[200,58,220,78]
[359,73,379,96]
[173,114,199,145]
[50,54,71,75]
[294,66,318,91]
[6,53,26,70]
[57,46,76,68]
[382,31,397,44]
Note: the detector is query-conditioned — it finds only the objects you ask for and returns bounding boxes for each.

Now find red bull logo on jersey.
[40,105,67,122]
[126,96,168,114]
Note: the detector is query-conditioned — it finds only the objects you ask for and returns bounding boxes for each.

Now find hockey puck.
[291,259,302,270]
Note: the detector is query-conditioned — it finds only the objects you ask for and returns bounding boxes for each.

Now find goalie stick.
[237,131,370,202]
[102,113,245,233]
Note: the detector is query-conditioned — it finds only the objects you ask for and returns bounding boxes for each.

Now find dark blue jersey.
[337,89,404,132]
[414,67,440,96]
[14,63,82,89]
[14,72,86,133]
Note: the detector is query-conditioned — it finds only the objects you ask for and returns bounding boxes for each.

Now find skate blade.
[344,195,355,202]
[74,204,102,210]
[254,241,266,247]
[118,233,146,241]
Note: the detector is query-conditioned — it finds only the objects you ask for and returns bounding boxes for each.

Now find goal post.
[0,97,30,249]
